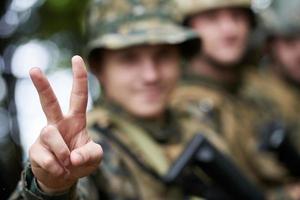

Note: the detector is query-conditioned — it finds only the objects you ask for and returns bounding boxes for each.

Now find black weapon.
[93,124,265,200]
[260,121,300,177]
[164,134,265,200]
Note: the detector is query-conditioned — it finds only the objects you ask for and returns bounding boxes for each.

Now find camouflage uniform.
[243,68,300,148]
[171,73,295,192]
[242,0,300,149]
[8,0,230,199]
[173,0,300,199]
[10,102,228,200]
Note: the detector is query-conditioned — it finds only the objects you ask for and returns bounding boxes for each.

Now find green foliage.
[37,0,89,38]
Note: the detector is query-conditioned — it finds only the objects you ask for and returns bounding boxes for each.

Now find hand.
[29,56,103,193]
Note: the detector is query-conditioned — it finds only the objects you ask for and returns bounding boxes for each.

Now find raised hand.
[29,56,102,193]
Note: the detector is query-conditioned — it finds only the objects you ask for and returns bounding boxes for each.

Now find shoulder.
[172,83,225,104]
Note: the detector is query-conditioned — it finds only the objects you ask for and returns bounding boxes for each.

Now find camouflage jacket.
[242,68,300,148]
[171,73,299,199]
[9,104,233,200]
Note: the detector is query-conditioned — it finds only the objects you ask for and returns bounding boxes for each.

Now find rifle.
[164,134,265,200]
[260,121,300,177]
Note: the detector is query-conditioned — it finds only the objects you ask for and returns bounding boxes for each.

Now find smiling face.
[189,7,251,67]
[271,36,300,83]
[95,44,180,119]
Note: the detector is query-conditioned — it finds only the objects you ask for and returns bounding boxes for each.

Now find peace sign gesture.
[29,56,102,193]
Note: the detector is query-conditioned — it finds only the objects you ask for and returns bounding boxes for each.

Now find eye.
[118,51,139,65]
[154,46,179,62]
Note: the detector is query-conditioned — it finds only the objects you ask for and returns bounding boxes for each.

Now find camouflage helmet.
[175,0,255,26]
[258,0,300,37]
[84,0,201,68]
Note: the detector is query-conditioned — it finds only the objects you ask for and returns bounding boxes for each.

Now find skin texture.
[189,7,251,67]
[29,56,103,193]
[271,36,300,83]
[96,44,181,119]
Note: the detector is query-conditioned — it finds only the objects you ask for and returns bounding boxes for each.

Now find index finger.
[30,68,63,124]
[68,56,88,116]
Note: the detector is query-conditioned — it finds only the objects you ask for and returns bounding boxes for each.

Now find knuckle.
[52,167,64,177]
[41,155,56,169]
[44,97,57,109]
[39,84,51,95]
[40,126,53,142]
[76,71,87,80]
[58,148,69,159]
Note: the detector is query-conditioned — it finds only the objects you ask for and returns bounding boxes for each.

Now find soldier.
[243,0,300,131]
[173,0,300,199]
[172,0,256,133]
[8,0,245,199]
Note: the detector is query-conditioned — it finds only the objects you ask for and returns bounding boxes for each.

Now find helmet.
[84,0,201,66]
[259,0,300,37]
[175,0,255,27]
[176,0,252,17]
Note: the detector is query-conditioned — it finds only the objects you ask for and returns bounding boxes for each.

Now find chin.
[131,105,165,119]
[215,53,243,66]
[215,46,245,62]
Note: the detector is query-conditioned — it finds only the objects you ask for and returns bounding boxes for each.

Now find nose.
[140,56,159,83]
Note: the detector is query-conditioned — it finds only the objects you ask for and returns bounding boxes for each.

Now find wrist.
[36,179,74,194]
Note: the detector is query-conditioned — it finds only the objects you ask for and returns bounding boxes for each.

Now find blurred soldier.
[172,0,256,132]
[173,0,300,199]
[243,0,300,131]
[8,0,248,199]
[0,73,23,200]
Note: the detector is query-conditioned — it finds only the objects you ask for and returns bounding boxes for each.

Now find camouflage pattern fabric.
[85,0,200,56]
[8,0,205,199]
[9,103,231,200]
[171,72,299,199]
[242,68,300,150]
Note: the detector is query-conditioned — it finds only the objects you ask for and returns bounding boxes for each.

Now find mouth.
[138,86,164,102]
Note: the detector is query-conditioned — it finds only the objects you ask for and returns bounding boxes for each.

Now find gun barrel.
[165,134,265,200]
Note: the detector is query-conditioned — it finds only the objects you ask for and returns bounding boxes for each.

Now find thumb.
[70,141,103,166]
